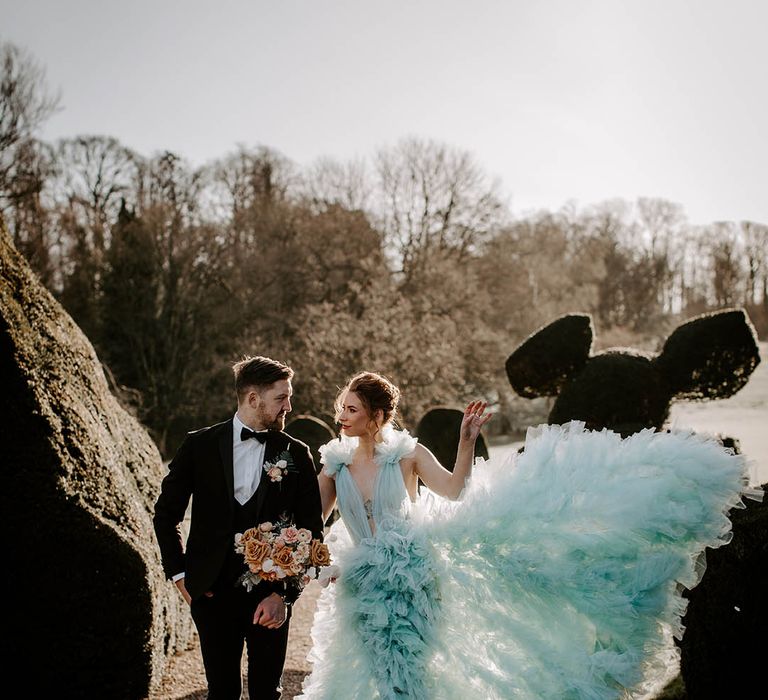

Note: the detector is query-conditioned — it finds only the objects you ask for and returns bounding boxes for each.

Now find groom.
[153,356,323,699]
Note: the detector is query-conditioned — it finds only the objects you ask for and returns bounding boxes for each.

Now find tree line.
[3,41,766,456]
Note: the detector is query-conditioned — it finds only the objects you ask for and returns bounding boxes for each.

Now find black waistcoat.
[214,482,267,591]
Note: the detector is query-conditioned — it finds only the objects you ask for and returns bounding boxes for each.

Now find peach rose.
[272,547,294,570]
[282,527,299,543]
[267,467,283,482]
[244,540,270,566]
[309,540,331,567]
[239,528,258,545]
[254,528,267,541]
[259,522,273,532]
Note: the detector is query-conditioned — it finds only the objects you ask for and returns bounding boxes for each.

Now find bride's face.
[337,390,376,438]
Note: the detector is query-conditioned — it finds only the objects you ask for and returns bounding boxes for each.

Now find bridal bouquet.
[234,519,331,593]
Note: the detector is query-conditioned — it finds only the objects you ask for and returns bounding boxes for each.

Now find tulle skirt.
[297,422,760,699]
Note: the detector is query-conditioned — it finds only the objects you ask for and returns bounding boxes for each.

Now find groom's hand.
[253,592,287,629]
[174,578,192,606]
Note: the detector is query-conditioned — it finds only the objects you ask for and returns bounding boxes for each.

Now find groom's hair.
[233,356,294,400]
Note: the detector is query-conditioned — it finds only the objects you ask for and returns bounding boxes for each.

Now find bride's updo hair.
[336,371,401,429]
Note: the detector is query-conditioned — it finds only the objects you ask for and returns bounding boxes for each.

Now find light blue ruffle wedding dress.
[297,422,760,700]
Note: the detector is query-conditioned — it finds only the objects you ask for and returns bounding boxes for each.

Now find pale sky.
[3,0,767,225]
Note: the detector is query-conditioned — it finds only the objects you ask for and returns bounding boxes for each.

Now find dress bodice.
[319,428,418,543]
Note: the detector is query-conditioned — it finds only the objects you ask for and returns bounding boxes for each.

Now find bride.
[297,371,758,700]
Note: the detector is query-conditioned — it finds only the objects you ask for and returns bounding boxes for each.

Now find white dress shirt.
[232,412,266,505]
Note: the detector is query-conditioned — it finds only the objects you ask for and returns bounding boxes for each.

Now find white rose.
[318,564,340,587]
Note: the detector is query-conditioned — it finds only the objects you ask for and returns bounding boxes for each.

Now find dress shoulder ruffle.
[319,427,418,478]
[375,427,418,466]
[319,437,354,477]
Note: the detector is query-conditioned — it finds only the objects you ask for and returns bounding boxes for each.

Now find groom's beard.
[258,407,287,431]
[270,412,287,430]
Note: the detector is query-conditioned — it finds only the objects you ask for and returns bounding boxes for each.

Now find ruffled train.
[298,422,760,699]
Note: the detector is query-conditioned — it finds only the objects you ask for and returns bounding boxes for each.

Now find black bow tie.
[240,427,271,444]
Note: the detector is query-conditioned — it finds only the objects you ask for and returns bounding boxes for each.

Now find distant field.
[669,341,768,485]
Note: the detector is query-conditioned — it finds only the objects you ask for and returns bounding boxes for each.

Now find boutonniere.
[263,447,296,483]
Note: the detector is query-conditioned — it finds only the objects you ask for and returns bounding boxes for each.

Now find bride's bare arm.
[414,401,491,500]
[318,471,337,523]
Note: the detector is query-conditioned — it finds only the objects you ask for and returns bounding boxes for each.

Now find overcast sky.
[3,0,767,225]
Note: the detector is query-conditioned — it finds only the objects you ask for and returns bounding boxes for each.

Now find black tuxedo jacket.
[153,418,324,602]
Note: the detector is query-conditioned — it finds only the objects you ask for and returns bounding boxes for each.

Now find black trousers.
[190,585,290,700]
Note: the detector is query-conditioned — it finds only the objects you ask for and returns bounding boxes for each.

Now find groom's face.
[252,379,293,430]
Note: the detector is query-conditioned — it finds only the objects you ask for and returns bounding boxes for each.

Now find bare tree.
[635,198,688,314]
[52,135,139,251]
[741,220,768,305]
[301,156,371,213]
[636,197,685,257]
[709,222,743,307]
[2,138,55,279]
[0,41,59,205]
[208,146,296,220]
[375,137,506,281]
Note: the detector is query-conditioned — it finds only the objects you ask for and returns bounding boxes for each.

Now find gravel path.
[148,582,321,700]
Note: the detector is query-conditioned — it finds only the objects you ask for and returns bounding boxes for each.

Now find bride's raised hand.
[460,401,492,442]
